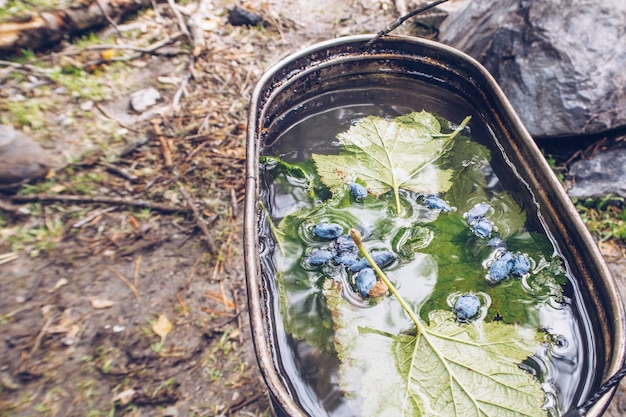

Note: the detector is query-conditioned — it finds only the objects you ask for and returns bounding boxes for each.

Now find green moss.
[5,101,46,129]
[575,196,626,242]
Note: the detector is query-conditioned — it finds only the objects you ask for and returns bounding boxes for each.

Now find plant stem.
[260,201,285,256]
[350,228,423,330]
[450,116,472,141]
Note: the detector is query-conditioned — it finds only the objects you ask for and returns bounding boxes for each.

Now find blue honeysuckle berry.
[333,234,357,254]
[465,202,491,225]
[312,222,343,240]
[488,251,514,282]
[487,237,506,249]
[423,196,452,212]
[357,222,374,240]
[356,268,377,297]
[454,293,481,321]
[511,254,531,276]
[350,251,396,273]
[307,249,334,266]
[473,218,494,238]
[348,182,368,199]
[334,251,359,266]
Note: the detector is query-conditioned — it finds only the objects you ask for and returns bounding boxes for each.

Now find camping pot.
[243,34,626,417]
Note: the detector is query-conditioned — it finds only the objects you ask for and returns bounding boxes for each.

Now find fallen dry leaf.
[112,388,136,405]
[599,240,624,262]
[48,277,69,293]
[152,314,173,342]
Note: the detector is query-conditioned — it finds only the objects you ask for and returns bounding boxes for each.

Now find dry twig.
[166,0,191,39]
[152,120,173,167]
[134,255,142,288]
[108,267,140,300]
[71,206,117,228]
[11,194,187,214]
[83,31,185,54]
[0,252,18,266]
[176,256,202,316]
[101,162,139,182]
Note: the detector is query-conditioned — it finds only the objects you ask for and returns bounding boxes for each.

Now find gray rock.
[129,87,161,113]
[567,147,626,199]
[439,0,626,138]
[0,125,52,189]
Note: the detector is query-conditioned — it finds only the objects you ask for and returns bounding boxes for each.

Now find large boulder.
[438,0,626,138]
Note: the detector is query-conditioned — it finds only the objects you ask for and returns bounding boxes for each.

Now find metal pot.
[244,34,625,417]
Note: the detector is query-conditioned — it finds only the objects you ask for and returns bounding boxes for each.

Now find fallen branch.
[82,31,185,54]
[0,0,154,52]
[10,194,188,213]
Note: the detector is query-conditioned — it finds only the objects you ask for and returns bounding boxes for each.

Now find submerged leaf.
[324,280,546,417]
[312,112,469,212]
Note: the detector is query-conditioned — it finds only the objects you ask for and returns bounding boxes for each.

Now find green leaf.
[324,280,546,417]
[312,112,470,213]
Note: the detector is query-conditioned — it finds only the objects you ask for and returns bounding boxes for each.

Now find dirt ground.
[0,1,625,416]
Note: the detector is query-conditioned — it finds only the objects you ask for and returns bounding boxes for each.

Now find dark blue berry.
[455,294,481,321]
[312,222,343,240]
[511,254,531,276]
[350,251,396,273]
[423,196,452,212]
[348,182,368,199]
[333,234,357,254]
[488,251,514,282]
[307,249,333,266]
[356,268,377,297]
[357,223,374,240]
[334,251,359,266]
[465,203,491,225]
[473,218,494,238]
[487,238,506,249]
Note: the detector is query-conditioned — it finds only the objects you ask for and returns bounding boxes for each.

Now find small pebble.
[129,87,161,112]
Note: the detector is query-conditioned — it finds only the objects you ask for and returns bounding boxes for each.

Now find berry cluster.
[488,250,531,283]
[465,202,494,238]
[462,202,532,282]
[306,221,396,298]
